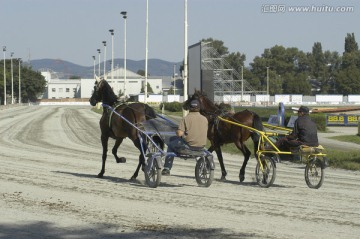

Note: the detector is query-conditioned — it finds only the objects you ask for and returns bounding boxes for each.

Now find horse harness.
[205,109,232,142]
[105,102,152,129]
[106,103,129,128]
[206,109,257,142]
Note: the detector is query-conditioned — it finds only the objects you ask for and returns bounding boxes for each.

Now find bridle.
[92,79,105,102]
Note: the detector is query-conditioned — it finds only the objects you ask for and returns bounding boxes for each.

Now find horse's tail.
[250,112,264,145]
[144,104,157,120]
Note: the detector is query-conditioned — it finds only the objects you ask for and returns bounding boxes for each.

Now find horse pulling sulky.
[89,78,214,188]
[184,91,328,189]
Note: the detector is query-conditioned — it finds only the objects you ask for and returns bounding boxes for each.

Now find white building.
[102,67,162,97]
[41,67,163,100]
[47,79,81,99]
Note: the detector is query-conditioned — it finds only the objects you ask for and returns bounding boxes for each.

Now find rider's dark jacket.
[289,115,319,146]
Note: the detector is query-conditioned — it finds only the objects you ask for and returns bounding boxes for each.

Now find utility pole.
[183,0,188,117]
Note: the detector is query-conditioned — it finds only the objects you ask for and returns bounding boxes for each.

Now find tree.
[335,33,360,94]
[69,75,81,79]
[140,82,154,94]
[307,42,341,93]
[335,65,360,94]
[0,59,46,103]
[344,33,358,54]
[310,42,325,80]
[168,86,175,95]
[282,72,311,94]
[19,65,47,102]
[137,69,145,76]
[224,51,246,80]
[323,51,341,93]
[201,38,229,56]
[250,45,310,93]
[250,55,269,90]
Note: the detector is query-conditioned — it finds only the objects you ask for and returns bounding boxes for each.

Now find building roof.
[105,67,142,78]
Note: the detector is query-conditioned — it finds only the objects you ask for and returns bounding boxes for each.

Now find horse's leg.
[98,134,109,178]
[130,137,147,180]
[112,138,126,163]
[234,141,251,182]
[130,155,143,181]
[208,145,227,180]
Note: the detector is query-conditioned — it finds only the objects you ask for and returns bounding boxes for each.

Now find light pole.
[109,29,114,84]
[18,58,21,104]
[92,56,96,79]
[102,41,107,78]
[11,52,14,104]
[241,66,244,102]
[3,46,6,105]
[266,66,269,95]
[97,49,101,77]
[266,66,269,105]
[183,0,188,116]
[144,0,148,103]
[173,64,176,96]
[109,29,114,95]
[121,11,127,98]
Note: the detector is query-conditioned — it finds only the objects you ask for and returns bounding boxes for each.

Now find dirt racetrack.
[1,105,359,239]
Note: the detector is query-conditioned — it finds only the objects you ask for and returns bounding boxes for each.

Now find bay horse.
[89,78,160,180]
[183,90,264,182]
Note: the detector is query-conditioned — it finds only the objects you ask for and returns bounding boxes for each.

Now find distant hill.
[30,58,182,79]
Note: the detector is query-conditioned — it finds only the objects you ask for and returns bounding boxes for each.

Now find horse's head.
[89,78,104,106]
[183,90,200,111]
[183,90,217,113]
[89,77,118,106]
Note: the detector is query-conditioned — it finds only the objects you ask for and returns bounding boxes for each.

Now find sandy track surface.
[1,106,359,239]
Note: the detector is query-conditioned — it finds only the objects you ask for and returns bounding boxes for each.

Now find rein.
[194,93,256,137]
[102,103,164,154]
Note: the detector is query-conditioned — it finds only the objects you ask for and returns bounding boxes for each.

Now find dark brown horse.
[183,91,264,182]
[89,78,159,180]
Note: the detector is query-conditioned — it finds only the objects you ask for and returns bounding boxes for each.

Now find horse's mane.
[100,80,118,105]
[144,104,157,120]
[193,90,219,111]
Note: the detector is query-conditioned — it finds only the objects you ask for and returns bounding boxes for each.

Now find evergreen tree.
[344,33,358,54]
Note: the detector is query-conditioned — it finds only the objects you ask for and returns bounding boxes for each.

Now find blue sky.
[1,0,359,67]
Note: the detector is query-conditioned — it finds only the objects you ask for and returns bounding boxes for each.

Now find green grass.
[325,148,360,171]
[91,107,102,114]
[329,135,360,145]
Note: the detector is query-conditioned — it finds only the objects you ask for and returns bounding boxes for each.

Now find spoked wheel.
[147,135,163,153]
[144,157,161,188]
[305,156,324,189]
[255,156,276,188]
[195,157,214,187]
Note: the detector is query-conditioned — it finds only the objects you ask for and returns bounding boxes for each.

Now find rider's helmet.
[189,99,200,112]
[298,106,310,114]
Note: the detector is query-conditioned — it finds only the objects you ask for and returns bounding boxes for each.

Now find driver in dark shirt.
[275,106,319,151]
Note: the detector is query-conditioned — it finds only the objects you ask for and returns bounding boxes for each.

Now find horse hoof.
[130,176,137,181]
[239,175,245,182]
[97,174,104,178]
[220,176,226,181]
[116,157,126,163]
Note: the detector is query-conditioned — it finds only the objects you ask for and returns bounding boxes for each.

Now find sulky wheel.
[255,155,276,188]
[305,156,325,189]
[144,156,162,188]
[195,156,214,187]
